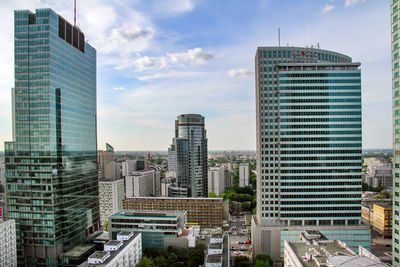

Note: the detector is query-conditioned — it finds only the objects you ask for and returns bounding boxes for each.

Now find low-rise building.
[284,231,387,267]
[0,219,17,267]
[99,178,125,224]
[86,231,142,267]
[125,170,160,197]
[204,233,230,267]
[109,210,186,250]
[372,203,392,237]
[122,197,228,228]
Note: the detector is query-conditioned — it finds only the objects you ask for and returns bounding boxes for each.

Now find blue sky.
[0,0,392,150]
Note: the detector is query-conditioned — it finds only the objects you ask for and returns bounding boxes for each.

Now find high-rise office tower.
[4,9,99,266]
[98,143,115,178]
[251,46,370,263]
[239,162,249,187]
[167,114,208,197]
[392,0,400,265]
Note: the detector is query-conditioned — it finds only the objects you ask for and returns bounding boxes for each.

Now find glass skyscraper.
[392,1,400,265]
[251,46,370,263]
[4,8,99,266]
[167,114,208,197]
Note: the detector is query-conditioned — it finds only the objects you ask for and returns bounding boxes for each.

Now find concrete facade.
[99,179,125,224]
[125,170,161,197]
[208,167,225,195]
[0,219,17,267]
[239,163,249,187]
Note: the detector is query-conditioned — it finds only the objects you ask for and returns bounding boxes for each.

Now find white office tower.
[0,219,17,267]
[239,162,249,187]
[122,160,135,177]
[208,167,225,195]
[98,179,125,224]
[125,170,161,197]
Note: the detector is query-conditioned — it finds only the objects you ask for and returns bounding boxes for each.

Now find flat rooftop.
[62,244,95,258]
[288,241,354,267]
[209,243,223,249]
[207,255,222,263]
[124,197,223,201]
[111,210,183,219]
[88,233,140,266]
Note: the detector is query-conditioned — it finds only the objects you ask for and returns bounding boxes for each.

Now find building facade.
[0,219,17,267]
[239,162,249,187]
[4,9,100,266]
[108,210,186,250]
[252,46,370,263]
[372,203,392,238]
[365,158,392,189]
[98,144,115,179]
[99,179,125,224]
[122,197,227,228]
[208,167,225,195]
[125,170,161,197]
[167,114,208,197]
[393,0,400,264]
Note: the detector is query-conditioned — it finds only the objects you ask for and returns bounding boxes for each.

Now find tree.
[254,254,273,267]
[136,256,155,267]
[234,256,251,267]
[103,220,109,231]
[188,243,206,267]
[208,192,217,197]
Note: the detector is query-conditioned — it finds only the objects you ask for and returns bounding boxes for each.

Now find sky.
[0,0,392,151]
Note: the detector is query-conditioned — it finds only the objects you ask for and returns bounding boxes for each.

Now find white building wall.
[239,163,249,187]
[0,220,17,267]
[126,171,161,197]
[208,167,225,195]
[99,179,125,223]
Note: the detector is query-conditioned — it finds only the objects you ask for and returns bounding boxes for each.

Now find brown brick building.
[122,197,228,228]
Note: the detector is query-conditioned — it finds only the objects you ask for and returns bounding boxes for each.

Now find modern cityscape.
[0,1,395,267]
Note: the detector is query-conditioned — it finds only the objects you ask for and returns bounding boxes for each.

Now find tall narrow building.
[4,9,99,266]
[251,46,370,264]
[392,0,400,265]
[167,114,208,197]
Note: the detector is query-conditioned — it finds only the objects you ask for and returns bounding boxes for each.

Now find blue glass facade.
[5,8,99,266]
[255,47,362,226]
[252,47,370,263]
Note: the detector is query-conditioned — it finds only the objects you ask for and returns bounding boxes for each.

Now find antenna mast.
[74,0,76,27]
[278,28,281,47]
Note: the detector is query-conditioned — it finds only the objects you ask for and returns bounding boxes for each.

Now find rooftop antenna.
[74,0,76,27]
[278,28,281,47]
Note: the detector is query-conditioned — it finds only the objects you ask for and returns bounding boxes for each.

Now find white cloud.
[321,4,335,13]
[345,0,366,7]
[137,71,202,81]
[228,68,253,77]
[167,48,216,64]
[105,48,216,71]
[113,87,125,91]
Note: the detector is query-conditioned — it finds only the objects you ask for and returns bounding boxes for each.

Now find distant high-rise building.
[208,167,225,195]
[98,143,115,178]
[98,179,125,224]
[4,8,99,265]
[251,46,370,263]
[239,162,249,187]
[167,114,208,197]
[392,0,400,264]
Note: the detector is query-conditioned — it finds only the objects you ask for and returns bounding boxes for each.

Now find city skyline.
[0,1,391,151]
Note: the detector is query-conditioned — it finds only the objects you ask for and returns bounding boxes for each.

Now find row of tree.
[234,254,273,267]
[136,243,207,267]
